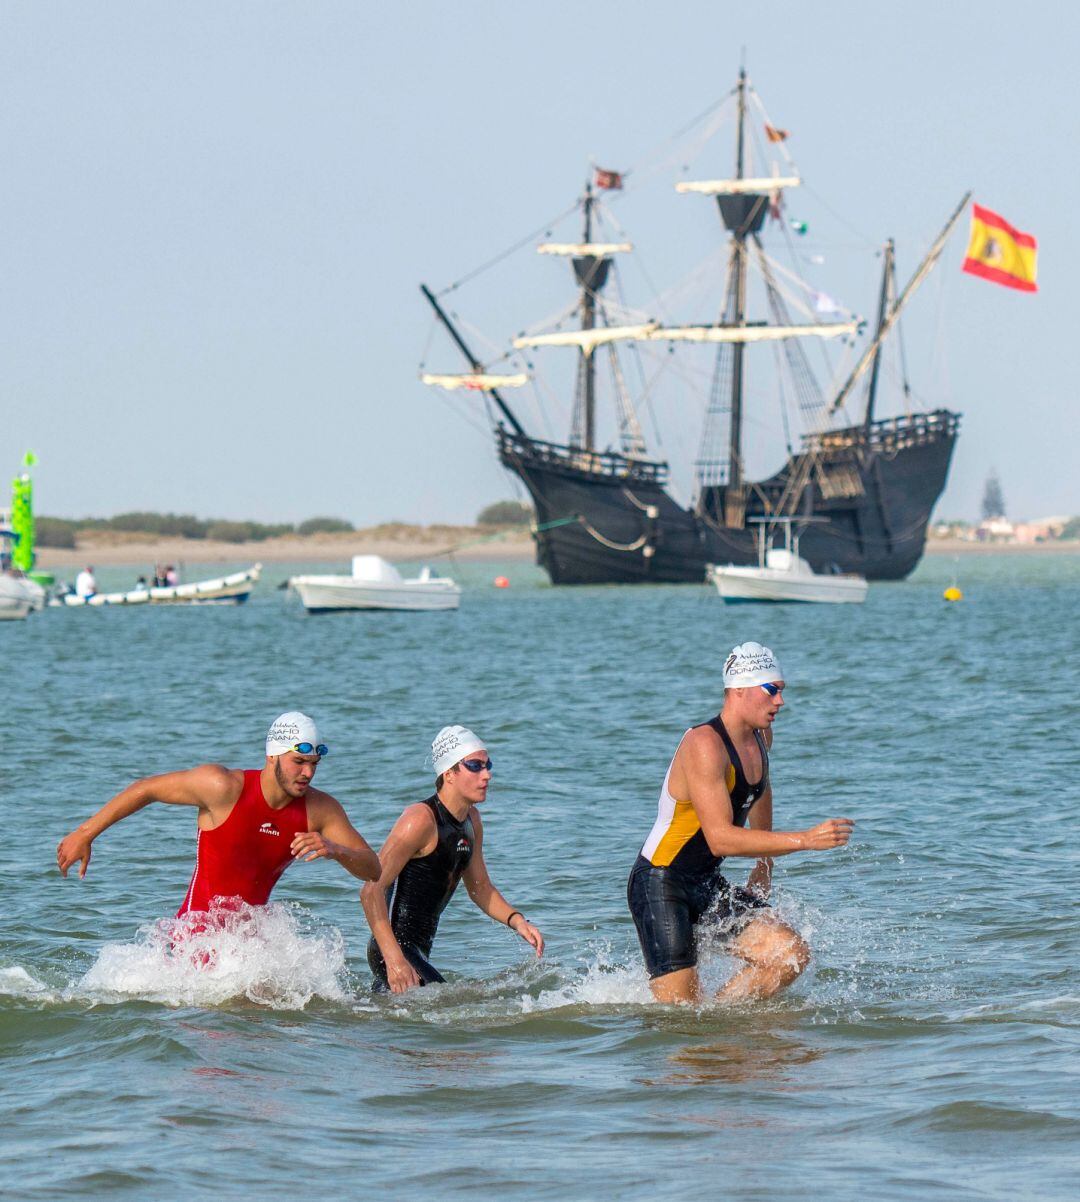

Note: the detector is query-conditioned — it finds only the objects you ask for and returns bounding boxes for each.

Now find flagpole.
[828,191,971,416]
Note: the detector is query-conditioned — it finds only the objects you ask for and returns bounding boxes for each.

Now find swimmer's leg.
[715,916,810,1003]
[628,859,701,1004]
[649,966,702,1004]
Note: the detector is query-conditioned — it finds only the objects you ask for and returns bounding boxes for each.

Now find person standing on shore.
[361,725,543,992]
[627,643,854,1004]
[57,712,380,918]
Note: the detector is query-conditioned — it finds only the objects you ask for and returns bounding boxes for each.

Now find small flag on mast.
[764,124,789,143]
[962,204,1037,292]
[594,167,623,190]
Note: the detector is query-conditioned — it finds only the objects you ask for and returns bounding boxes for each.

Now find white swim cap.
[266,711,323,757]
[723,642,783,689]
[432,725,486,775]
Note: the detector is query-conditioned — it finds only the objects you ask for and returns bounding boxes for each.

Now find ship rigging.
[420,69,968,584]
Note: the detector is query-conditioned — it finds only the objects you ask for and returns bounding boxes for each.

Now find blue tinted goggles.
[291,742,328,756]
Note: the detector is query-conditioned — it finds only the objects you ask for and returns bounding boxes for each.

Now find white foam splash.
[0,965,57,1001]
[523,945,654,1012]
[76,901,349,1011]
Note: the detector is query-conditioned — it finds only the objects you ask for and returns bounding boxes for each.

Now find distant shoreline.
[924,538,1080,555]
[37,526,536,568]
[35,527,1079,570]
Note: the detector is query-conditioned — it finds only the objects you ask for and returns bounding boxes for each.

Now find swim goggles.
[759,683,783,697]
[460,757,493,773]
[291,742,328,756]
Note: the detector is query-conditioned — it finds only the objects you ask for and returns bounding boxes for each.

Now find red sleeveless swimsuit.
[177,769,309,916]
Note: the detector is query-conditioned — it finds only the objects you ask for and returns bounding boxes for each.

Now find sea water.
[2,552,1078,1200]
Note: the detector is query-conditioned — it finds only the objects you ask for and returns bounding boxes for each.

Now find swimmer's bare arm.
[56,764,240,880]
[745,788,774,899]
[745,726,775,898]
[360,805,436,993]
[462,809,544,957]
[678,728,854,859]
[291,792,380,882]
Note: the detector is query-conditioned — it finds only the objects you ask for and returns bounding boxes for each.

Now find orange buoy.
[494,576,510,589]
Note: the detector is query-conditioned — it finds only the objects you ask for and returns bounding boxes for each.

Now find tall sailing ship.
[421,70,967,585]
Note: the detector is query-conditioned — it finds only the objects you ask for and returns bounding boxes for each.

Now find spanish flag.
[962,204,1037,292]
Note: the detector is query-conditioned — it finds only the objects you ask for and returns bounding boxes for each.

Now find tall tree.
[981,471,1006,520]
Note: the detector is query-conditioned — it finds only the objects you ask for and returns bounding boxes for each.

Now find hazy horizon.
[3,3,1074,527]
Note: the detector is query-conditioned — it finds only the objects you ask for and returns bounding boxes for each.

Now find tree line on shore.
[37,501,533,548]
[36,513,355,548]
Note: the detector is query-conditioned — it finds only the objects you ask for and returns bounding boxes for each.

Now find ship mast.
[515,186,633,451]
[863,238,895,430]
[725,67,750,525]
[828,191,971,415]
[579,183,598,451]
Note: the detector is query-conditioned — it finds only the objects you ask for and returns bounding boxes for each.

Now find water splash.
[75,901,349,1010]
[0,965,56,1001]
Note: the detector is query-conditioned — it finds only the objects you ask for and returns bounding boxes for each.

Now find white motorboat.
[0,526,46,619]
[0,572,45,620]
[54,564,261,607]
[290,556,461,613]
[709,519,868,604]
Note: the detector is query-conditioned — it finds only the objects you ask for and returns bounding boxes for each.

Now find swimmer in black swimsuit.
[361,725,544,993]
[627,642,855,1004]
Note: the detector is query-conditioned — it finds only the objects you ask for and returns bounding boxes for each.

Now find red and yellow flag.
[962,204,1037,292]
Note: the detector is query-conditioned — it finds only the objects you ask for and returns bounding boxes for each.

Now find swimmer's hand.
[800,818,855,851]
[510,915,545,958]
[57,830,93,879]
[385,954,422,994]
[290,832,344,863]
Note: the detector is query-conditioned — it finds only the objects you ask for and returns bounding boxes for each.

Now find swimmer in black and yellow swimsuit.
[361,725,544,993]
[627,642,855,1004]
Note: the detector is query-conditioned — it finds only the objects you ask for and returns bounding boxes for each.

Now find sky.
[1,1,1075,526]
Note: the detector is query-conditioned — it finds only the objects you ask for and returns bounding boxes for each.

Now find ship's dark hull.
[498,411,959,584]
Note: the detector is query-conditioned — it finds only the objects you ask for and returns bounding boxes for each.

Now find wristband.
[506,910,523,928]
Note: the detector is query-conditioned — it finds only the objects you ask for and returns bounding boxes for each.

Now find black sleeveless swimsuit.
[627,716,771,979]
[367,794,475,990]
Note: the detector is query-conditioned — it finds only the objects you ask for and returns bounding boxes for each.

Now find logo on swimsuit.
[259,821,280,837]
[455,837,471,854]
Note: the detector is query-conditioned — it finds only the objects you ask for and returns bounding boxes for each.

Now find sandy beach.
[36,525,536,569]
[924,538,1080,556]
[36,527,1077,570]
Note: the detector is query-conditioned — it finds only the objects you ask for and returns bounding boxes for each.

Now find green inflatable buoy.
[10,452,55,587]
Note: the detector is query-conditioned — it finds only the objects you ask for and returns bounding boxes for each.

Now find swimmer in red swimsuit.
[56,711,380,913]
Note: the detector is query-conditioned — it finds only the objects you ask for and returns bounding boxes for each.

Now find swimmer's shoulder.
[679,721,731,770]
[186,762,244,804]
[669,722,729,795]
[394,800,440,838]
[300,784,343,815]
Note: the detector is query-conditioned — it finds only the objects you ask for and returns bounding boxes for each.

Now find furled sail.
[675,176,800,196]
[513,325,658,355]
[537,242,633,257]
[646,321,858,344]
[421,372,529,392]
